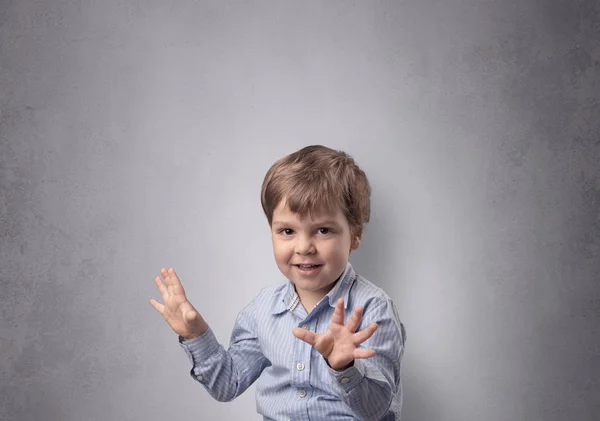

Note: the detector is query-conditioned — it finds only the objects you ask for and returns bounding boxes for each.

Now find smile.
[294,264,323,276]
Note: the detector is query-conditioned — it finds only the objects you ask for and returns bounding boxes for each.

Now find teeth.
[298,265,318,269]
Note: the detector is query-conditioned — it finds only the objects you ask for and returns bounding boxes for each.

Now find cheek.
[334,240,352,259]
[273,241,291,260]
[321,240,345,258]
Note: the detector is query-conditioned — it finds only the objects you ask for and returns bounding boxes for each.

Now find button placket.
[294,322,310,383]
[292,321,311,387]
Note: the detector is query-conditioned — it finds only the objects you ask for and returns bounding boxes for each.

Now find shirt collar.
[271,262,356,315]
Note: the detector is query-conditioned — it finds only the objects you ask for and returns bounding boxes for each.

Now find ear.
[350,232,361,251]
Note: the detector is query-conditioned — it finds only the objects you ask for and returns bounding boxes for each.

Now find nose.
[295,234,315,255]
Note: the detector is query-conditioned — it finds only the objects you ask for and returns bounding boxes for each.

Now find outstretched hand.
[150,268,208,340]
[292,298,378,370]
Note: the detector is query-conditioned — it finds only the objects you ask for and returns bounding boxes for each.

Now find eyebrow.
[272,220,340,227]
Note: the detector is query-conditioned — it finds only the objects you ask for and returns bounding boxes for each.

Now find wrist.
[182,333,201,341]
[182,324,209,341]
[326,358,354,371]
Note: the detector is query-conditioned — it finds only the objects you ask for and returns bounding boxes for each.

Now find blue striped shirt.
[178,263,406,420]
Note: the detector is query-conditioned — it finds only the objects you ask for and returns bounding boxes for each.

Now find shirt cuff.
[178,328,222,366]
[326,359,366,393]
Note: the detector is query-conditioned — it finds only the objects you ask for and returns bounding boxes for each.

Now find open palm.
[150,268,208,340]
[292,298,378,370]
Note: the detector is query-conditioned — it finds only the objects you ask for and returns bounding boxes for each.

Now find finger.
[168,268,183,285]
[154,276,169,301]
[161,268,177,286]
[149,298,165,314]
[353,322,378,345]
[167,268,187,294]
[346,306,363,333]
[160,269,172,293]
[167,280,186,297]
[331,298,345,326]
[162,271,184,299]
[292,327,318,346]
[353,348,376,359]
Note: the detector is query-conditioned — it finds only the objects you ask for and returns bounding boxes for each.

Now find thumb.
[292,327,319,347]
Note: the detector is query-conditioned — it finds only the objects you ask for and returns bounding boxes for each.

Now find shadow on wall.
[349,189,444,421]
[350,188,401,291]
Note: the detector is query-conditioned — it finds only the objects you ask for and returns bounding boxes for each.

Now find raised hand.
[292,298,378,370]
[150,268,208,340]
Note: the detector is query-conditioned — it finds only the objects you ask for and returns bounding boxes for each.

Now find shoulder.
[233,281,288,329]
[242,280,289,313]
[256,280,288,302]
[349,272,394,309]
[351,272,406,343]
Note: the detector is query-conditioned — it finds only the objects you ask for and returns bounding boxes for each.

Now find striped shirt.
[178,263,407,420]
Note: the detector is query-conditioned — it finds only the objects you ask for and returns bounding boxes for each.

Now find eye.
[318,227,332,235]
[279,228,294,236]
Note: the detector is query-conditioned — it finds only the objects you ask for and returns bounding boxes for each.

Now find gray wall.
[1,1,598,420]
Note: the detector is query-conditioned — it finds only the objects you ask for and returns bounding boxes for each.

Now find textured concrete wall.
[1,1,598,420]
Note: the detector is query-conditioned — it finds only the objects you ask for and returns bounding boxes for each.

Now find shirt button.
[296,363,305,371]
[196,375,203,381]
[340,377,350,384]
[298,389,306,398]
[301,324,309,330]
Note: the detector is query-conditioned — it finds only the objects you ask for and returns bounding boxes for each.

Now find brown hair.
[261,145,371,237]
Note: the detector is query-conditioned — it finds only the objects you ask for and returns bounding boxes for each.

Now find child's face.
[270,199,361,300]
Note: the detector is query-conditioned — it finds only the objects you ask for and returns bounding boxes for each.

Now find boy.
[150,145,407,420]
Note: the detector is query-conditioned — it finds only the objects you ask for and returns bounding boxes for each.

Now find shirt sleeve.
[178,297,270,402]
[325,298,406,420]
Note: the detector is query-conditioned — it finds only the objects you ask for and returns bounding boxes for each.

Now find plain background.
[1,1,599,420]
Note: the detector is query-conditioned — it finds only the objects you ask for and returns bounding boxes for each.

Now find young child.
[150,145,407,420]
